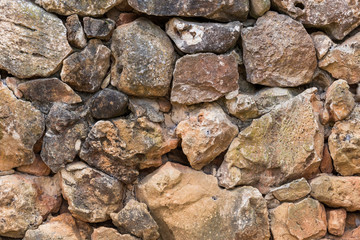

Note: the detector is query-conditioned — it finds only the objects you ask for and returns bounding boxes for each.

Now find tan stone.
[270,178,311,202]
[327,208,346,236]
[5,77,23,98]
[65,14,87,49]
[311,32,334,60]
[250,0,270,18]
[320,144,333,174]
[16,154,51,176]
[91,227,140,240]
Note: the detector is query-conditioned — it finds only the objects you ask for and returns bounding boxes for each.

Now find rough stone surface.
[176,103,238,170]
[0,83,45,170]
[270,198,327,240]
[91,89,128,119]
[61,39,111,93]
[111,18,175,97]
[250,0,270,18]
[129,98,164,123]
[311,32,334,60]
[166,18,241,54]
[319,32,360,84]
[0,0,72,78]
[272,0,360,40]
[327,208,346,236]
[5,77,23,98]
[217,88,324,193]
[18,78,82,105]
[16,155,51,176]
[137,162,270,240]
[111,199,160,240]
[83,17,115,40]
[92,227,140,240]
[320,144,334,173]
[171,53,239,105]
[65,14,87,49]
[270,178,311,202]
[242,11,317,87]
[60,162,124,223]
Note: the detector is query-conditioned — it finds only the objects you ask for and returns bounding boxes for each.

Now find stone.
[61,39,111,93]
[270,198,327,240]
[310,174,360,211]
[171,53,239,105]
[5,77,23,98]
[250,0,270,18]
[311,32,334,60]
[60,162,124,223]
[111,18,175,97]
[136,162,270,240]
[83,17,115,40]
[310,68,334,93]
[129,97,164,123]
[327,209,346,236]
[165,18,241,54]
[35,0,125,16]
[116,13,138,26]
[342,227,360,240]
[91,89,128,119]
[176,103,238,170]
[217,88,324,193]
[41,103,89,173]
[271,0,360,40]
[80,117,178,183]
[65,14,87,49]
[16,154,51,176]
[92,227,140,240]
[18,78,82,105]
[110,199,160,240]
[270,178,311,202]
[0,0,72,79]
[265,193,280,209]
[0,83,45,170]
[319,32,360,84]
[320,144,334,173]
[241,11,317,87]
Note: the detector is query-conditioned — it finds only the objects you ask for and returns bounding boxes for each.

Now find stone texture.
[310,174,360,211]
[270,198,327,240]
[111,199,160,240]
[166,18,241,54]
[116,13,138,26]
[176,103,238,170]
[83,17,115,40]
[111,18,175,97]
[320,144,334,173]
[65,14,87,49]
[319,32,360,84]
[18,78,82,105]
[35,0,125,16]
[270,178,311,202]
[250,0,270,18]
[129,98,164,123]
[92,227,140,240]
[80,117,178,183]
[0,0,72,78]
[136,162,270,240]
[91,89,128,119]
[60,162,124,223]
[61,39,111,93]
[217,88,324,193]
[16,154,51,176]
[271,0,360,40]
[311,32,334,60]
[171,53,239,105]
[5,77,23,98]
[327,208,346,236]
[242,11,317,87]
[0,83,45,170]
[128,0,249,21]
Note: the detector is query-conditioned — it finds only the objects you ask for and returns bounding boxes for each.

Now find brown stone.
[129,97,164,123]
[171,53,239,105]
[65,14,87,49]
[270,178,311,202]
[242,11,317,87]
[83,17,115,40]
[342,227,360,240]
[5,77,23,98]
[320,144,334,173]
[16,154,51,176]
[327,208,346,236]
[91,89,128,119]
[311,32,334,60]
[116,13,138,26]
[92,227,140,240]
[250,0,270,18]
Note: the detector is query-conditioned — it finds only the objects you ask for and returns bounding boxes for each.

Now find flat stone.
[111,18,175,97]
[217,88,324,193]
[61,39,111,93]
[311,32,334,60]
[171,53,239,105]
[250,0,270,18]
[242,11,317,87]
[83,17,115,40]
[129,97,164,123]
[136,162,270,240]
[91,89,128,119]
[0,83,45,170]
[166,18,241,54]
[16,154,51,176]
[0,0,72,78]
[92,227,140,240]
[327,208,346,236]
[65,14,87,49]
[270,178,311,202]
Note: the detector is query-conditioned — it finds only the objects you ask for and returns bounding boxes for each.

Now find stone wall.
[0,0,360,239]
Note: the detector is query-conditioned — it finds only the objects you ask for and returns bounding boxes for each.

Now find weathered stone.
[83,17,115,40]
[80,117,178,183]
[92,227,140,240]
[319,32,360,84]
[91,89,128,119]
[310,68,334,93]
[0,0,72,79]
[111,18,175,97]
[65,14,87,49]
[320,144,334,173]
[128,0,249,21]
[129,97,164,123]
[250,0,270,18]
[311,32,334,60]
[18,78,82,105]
[166,18,241,54]
[242,11,317,87]
[341,227,360,240]
[217,88,324,193]
[270,178,311,202]
[111,199,160,240]
[61,162,124,223]
[328,209,346,236]
[35,0,125,16]
[265,193,280,209]
[0,83,45,170]
[270,198,327,240]
[176,103,238,170]
[17,154,51,176]
[116,13,138,26]
[171,53,239,105]
[61,39,111,93]
[137,162,270,240]
[5,77,23,98]
[310,174,360,211]
[272,0,360,40]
